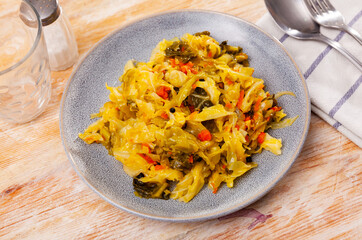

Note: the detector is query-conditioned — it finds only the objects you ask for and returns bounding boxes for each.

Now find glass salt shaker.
[28,0,78,71]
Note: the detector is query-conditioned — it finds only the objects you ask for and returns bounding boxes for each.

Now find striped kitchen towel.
[257,0,362,148]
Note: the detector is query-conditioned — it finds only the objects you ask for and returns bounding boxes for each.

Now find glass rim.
[0,0,43,75]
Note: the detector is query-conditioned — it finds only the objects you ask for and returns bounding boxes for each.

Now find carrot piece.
[253,96,263,112]
[257,132,266,144]
[138,153,156,164]
[236,90,245,110]
[155,165,165,170]
[169,58,177,67]
[225,103,232,109]
[178,61,195,74]
[225,77,234,85]
[253,112,259,121]
[180,65,188,74]
[211,183,218,194]
[198,129,212,141]
[188,155,193,163]
[235,124,240,130]
[160,112,169,120]
[186,61,194,67]
[222,165,226,169]
[245,135,250,142]
[192,83,197,89]
[244,116,251,121]
[181,46,185,52]
[156,86,171,100]
[271,106,282,111]
[189,110,198,119]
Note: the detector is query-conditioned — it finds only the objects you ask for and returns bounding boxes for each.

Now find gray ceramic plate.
[60,10,310,222]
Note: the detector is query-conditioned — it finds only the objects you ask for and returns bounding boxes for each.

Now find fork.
[305,0,362,45]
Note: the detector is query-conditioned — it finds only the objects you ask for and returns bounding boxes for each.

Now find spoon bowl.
[264,0,362,71]
[266,0,320,36]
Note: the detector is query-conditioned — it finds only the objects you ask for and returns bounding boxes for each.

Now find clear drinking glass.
[0,0,51,123]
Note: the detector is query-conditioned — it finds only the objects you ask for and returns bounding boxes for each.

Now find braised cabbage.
[79,32,297,202]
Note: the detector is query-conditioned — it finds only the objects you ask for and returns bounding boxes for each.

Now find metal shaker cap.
[27,0,60,26]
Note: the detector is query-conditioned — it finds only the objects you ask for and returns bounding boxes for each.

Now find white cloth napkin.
[257,0,362,148]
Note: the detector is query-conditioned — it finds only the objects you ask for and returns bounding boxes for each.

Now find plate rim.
[59,9,311,222]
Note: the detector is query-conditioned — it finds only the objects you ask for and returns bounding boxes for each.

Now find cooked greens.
[79,32,297,202]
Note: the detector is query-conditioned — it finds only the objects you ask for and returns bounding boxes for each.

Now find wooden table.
[1,0,361,239]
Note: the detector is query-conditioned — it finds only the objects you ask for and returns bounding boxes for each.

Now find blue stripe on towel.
[279,33,289,43]
[329,75,362,117]
[333,121,342,129]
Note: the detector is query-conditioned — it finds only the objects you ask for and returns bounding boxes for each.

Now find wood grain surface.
[0,0,361,239]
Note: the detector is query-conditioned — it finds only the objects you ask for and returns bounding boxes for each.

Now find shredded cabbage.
[79,32,298,202]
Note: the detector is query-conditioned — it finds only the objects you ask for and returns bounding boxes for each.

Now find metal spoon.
[264,0,362,72]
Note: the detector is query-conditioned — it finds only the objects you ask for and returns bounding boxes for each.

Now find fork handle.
[314,34,362,72]
[341,24,362,45]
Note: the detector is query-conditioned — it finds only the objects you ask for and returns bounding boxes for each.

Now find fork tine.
[306,0,319,16]
[314,0,329,13]
[320,0,336,11]
[308,0,323,15]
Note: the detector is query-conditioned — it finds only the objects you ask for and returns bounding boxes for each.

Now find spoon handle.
[315,34,362,72]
